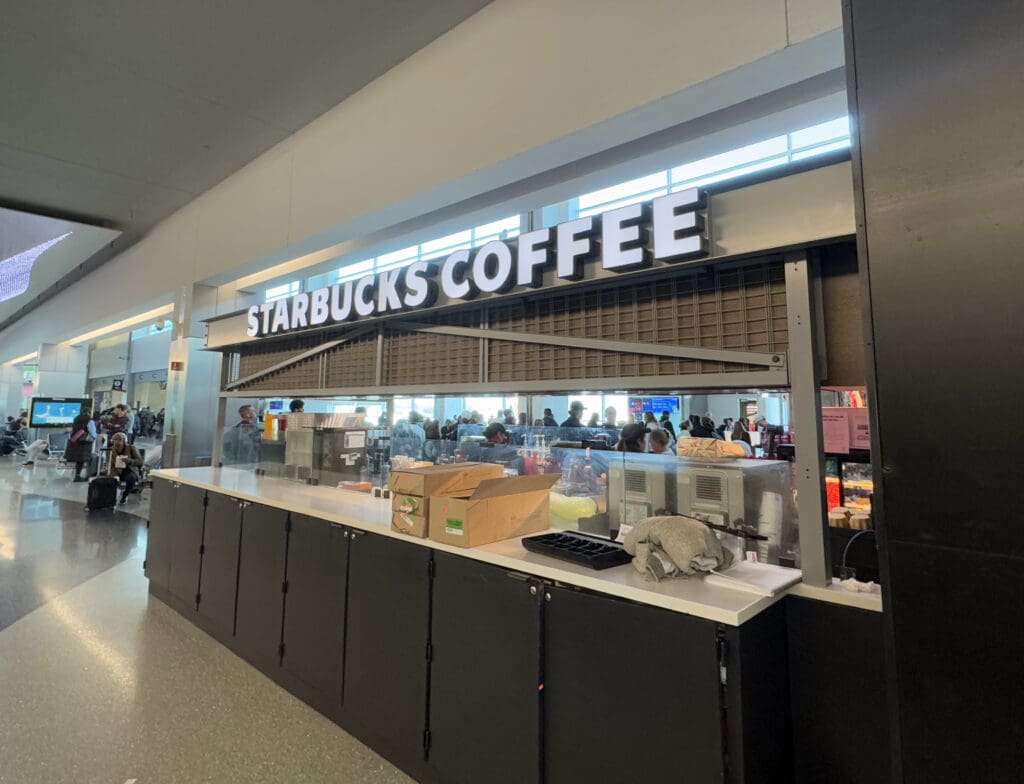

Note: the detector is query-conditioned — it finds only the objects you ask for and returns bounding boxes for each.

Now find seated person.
[106,432,144,504]
[648,428,673,455]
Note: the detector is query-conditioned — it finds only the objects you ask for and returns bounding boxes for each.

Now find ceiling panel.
[0,0,493,332]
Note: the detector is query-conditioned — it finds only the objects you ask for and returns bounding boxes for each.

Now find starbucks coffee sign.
[246,188,708,338]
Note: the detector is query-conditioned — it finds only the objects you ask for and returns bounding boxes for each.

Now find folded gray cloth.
[623,515,733,580]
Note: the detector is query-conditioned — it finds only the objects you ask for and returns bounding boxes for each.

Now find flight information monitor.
[28,397,89,428]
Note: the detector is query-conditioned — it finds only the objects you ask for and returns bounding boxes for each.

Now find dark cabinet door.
[197,493,244,636]
[344,532,430,762]
[167,484,206,607]
[280,514,350,708]
[144,477,177,591]
[543,585,724,783]
[429,552,541,784]
[234,503,288,669]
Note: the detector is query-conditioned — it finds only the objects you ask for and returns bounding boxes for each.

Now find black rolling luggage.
[86,476,119,511]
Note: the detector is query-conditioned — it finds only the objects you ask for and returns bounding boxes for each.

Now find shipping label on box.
[388,462,504,497]
[428,474,559,548]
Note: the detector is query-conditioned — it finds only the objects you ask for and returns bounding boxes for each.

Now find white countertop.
[154,467,881,624]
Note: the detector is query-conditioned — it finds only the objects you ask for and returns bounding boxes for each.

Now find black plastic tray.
[521,531,632,570]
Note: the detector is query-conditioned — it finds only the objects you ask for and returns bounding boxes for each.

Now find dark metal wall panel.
[167,484,206,607]
[786,597,890,784]
[846,1,1024,780]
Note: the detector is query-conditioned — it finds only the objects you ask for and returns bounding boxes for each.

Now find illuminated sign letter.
[290,292,310,330]
[652,188,705,261]
[377,269,404,313]
[602,202,651,270]
[309,287,330,326]
[246,306,260,337]
[441,249,476,299]
[330,283,353,321]
[259,302,274,335]
[556,216,598,280]
[516,228,551,287]
[403,261,438,309]
[354,275,376,317]
[472,241,515,294]
[270,299,289,333]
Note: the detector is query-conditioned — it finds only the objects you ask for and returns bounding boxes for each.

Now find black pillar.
[844,2,1024,782]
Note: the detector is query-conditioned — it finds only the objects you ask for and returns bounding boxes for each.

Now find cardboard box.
[391,493,429,537]
[388,462,504,497]
[392,509,428,537]
[428,474,559,548]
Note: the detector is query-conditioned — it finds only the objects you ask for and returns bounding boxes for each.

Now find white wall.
[0,0,843,362]
[129,329,172,373]
[88,335,130,379]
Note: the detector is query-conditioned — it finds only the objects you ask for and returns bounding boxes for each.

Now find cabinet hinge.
[195,592,202,605]
[425,642,432,662]
[285,515,292,533]
[202,494,209,507]
[427,559,435,578]
[199,544,205,556]
[278,643,285,659]
[716,634,728,686]
[282,580,289,594]
[423,729,431,752]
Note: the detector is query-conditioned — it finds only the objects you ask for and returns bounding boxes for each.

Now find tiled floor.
[0,455,412,784]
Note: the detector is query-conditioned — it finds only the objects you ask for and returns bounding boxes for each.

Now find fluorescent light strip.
[5,351,38,365]
[63,303,175,347]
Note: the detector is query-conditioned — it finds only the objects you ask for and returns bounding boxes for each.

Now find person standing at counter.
[615,423,646,453]
[542,408,557,427]
[677,419,692,439]
[560,401,585,428]
[649,429,672,454]
[65,405,97,482]
[222,404,261,464]
[603,406,617,427]
[659,411,677,439]
[391,411,426,459]
[731,421,752,449]
[289,399,304,414]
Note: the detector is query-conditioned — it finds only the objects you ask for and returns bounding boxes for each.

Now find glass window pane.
[473,215,520,238]
[670,136,788,183]
[421,230,472,256]
[672,156,790,191]
[790,139,851,161]
[577,189,668,218]
[265,281,299,302]
[578,172,668,210]
[333,259,374,282]
[376,245,418,268]
[790,117,850,150]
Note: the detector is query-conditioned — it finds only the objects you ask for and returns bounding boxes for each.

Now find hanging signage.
[245,189,708,338]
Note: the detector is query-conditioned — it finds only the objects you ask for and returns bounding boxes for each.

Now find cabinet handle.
[544,592,552,602]
[529,586,538,596]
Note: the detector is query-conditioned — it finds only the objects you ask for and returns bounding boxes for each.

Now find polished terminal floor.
[0,452,412,784]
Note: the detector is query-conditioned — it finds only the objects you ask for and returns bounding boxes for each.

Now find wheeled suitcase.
[86,476,119,511]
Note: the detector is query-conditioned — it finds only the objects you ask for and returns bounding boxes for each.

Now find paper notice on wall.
[848,408,871,450]
[822,409,850,454]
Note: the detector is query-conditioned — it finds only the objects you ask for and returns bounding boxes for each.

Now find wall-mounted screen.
[628,396,681,417]
[28,397,88,428]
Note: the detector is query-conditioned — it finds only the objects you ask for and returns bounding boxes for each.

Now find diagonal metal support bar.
[389,321,786,369]
[224,326,377,391]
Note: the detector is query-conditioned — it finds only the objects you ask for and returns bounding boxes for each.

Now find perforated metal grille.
[324,337,378,388]
[486,261,787,382]
[222,260,788,393]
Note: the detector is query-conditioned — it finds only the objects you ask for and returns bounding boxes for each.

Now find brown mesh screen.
[224,260,788,392]
[486,261,787,382]
[324,337,379,388]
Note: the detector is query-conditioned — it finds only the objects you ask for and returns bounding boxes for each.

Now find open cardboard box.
[428,474,559,548]
[389,462,504,497]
